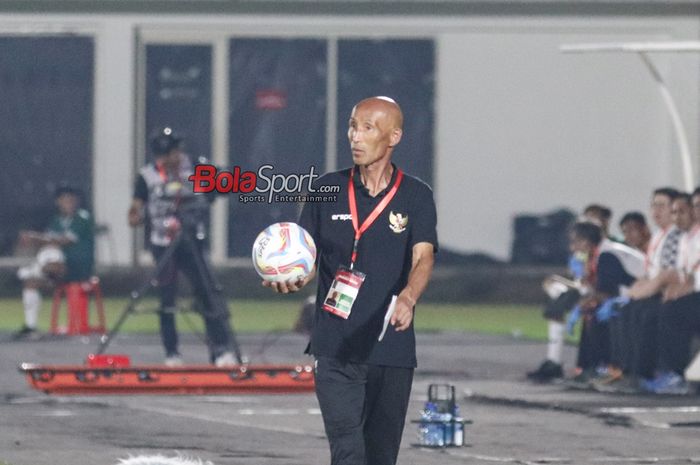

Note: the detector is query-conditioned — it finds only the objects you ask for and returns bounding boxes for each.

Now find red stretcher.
[19,355,315,395]
[18,226,316,396]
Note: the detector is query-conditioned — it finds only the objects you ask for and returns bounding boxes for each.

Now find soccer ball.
[252,222,317,282]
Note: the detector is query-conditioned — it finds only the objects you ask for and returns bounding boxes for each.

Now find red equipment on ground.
[50,277,106,335]
[21,217,315,395]
[20,355,315,395]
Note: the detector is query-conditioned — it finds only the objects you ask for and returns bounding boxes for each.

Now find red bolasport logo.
[188,164,340,204]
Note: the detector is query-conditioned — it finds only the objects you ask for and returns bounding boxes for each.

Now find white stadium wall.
[1,13,698,265]
[438,17,700,260]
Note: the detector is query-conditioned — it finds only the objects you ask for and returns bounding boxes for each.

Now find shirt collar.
[352,163,398,198]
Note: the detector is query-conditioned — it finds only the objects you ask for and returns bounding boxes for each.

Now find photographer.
[128,127,237,366]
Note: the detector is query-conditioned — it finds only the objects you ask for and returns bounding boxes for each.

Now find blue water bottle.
[425,402,443,446]
[452,405,464,446]
[419,402,438,445]
[418,404,431,445]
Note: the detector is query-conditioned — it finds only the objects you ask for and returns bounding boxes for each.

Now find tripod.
[96,223,244,365]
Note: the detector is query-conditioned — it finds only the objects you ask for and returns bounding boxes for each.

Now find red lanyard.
[347,166,404,268]
[587,246,600,284]
[156,161,168,182]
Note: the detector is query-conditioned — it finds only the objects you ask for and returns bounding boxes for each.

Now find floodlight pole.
[637,52,694,192]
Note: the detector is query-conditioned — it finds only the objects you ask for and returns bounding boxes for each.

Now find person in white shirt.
[599,188,683,390]
[643,188,700,394]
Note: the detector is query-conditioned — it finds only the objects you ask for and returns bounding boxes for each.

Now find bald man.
[263,97,438,465]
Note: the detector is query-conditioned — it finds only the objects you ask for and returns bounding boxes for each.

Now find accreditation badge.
[322,266,366,319]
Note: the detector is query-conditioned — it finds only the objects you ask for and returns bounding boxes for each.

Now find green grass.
[0,297,579,342]
[0,297,301,334]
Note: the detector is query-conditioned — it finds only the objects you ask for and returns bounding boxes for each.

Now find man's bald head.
[353,96,404,130]
[347,96,404,168]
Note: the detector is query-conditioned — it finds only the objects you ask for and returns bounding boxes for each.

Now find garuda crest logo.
[389,211,408,233]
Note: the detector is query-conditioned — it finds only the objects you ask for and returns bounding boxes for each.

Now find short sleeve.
[133,174,148,202]
[409,182,438,253]
[74,210,95,242]
[596,252,634,296]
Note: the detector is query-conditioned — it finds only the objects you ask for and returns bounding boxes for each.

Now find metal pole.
[637,52,695,192]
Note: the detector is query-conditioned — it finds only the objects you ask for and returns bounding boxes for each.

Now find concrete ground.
[1,330,699,465]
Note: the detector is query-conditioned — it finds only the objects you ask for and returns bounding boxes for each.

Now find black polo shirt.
[298,164,438,368]
[596,252,637,296]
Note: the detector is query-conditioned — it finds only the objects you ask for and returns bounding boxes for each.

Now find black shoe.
[563,368,596,390]
[527,360,564,382]
[12,326,38,340]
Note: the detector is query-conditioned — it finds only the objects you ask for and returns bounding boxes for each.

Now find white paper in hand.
[378,295,398,342]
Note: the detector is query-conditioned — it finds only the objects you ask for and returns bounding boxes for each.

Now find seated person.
[567,221,645,385]
[619,211,651,253]
[15,184,94,338]
[625,189,683,300]
[643,187,700,394]
[602,189,685,390]
[583,204,614,240]
[527,204,617,382]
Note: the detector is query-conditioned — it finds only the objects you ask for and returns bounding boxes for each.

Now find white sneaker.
[164,355,184,367]
[214,352,237,367]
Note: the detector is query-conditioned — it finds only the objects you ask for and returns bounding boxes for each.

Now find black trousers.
[608,297,655,375]
[658,292,700,375]
[576,315,610,371]
[314,357,414,465]
[625,295,662,378]
[604,295,662,378]
[152,239,232,361]
[608,312,626,369]
[543,289,580,321]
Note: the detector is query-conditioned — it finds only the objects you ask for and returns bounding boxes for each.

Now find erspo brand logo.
[188,164,340,204]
